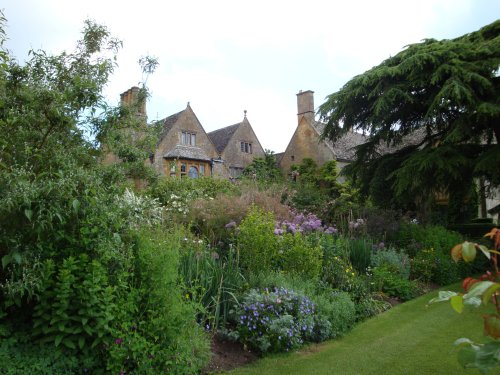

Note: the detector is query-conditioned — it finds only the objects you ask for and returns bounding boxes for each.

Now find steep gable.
[152,103,219,176]
[208,116,265,177]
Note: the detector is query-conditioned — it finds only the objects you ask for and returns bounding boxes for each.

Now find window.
[188,166,198,179]
[181,131,196,146]
[240,141,252,154]
[199,164,205,176]
[180,163,187,178]
[291,155,295,161]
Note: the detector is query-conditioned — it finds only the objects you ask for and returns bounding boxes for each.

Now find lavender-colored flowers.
[231,287,317,353]
[275,212,337,235]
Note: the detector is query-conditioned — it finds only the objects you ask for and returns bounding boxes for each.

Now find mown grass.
[228,284,494,375]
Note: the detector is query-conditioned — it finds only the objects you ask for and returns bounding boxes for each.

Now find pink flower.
[115,338,123,345]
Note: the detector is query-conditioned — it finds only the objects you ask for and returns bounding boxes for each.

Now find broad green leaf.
[24,209,32,221]
[462,241,477,262]
[450,295,464,313]
[463,296,481,307]
[429,291,457,304]
[482,283,500,306]
[55,334,63,347]
[465,281,495,299]
[63,338,76,349]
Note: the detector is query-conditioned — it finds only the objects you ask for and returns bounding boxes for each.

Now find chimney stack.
[296,90,314,123]
[120,86,146,118]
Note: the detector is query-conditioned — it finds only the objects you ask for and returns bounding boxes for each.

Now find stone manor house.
[107,86,499,221]
[111,86,363,180]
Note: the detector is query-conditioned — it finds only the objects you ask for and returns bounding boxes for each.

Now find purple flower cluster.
[275,212,337,235]
[233,287,316,353]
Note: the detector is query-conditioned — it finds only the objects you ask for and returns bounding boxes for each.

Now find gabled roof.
[207,123,240,154]
[157,109,184,144]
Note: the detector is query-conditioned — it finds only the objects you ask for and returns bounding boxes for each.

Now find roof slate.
[163,145,212,162]
[207,123,241,154]
[157,109,184,144]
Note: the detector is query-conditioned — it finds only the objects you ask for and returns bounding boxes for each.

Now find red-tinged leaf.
[462,277,479,292]
[451,244,463,262]
[484,227,499,239]
[462,241,477,262]
[450,295,464,313]
[482,283,500,306]
[483,314,500,339]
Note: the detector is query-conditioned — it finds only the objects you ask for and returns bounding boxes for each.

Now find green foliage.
[372,264,418,301]
[278,233,323,280]
[347,238,373,273]
[371,247,410,279]
[237,206,278,275]
[0,336,95,374]
[395,223,463,258]
[242,149,282,182]
[107,228,210,374]
[319,20,500,213]
[178,237,245,330]
[410,248,436,283]
[312,291,356,340]
[32,255,115,352]
[289,159,359,221]
[321,253,357,292]
[0,14,209,374]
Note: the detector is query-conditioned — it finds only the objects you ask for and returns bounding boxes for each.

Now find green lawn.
[228,285,494,375]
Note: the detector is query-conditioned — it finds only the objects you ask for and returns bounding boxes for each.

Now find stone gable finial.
[244,109,247,118]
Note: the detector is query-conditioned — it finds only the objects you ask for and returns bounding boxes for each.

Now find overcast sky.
[3,0,499,152]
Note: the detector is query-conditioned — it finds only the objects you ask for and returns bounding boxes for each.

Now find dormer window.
[240,141,252,154]
[181,131,196,146]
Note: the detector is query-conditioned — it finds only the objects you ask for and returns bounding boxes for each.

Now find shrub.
[371,247,410,279]
[107,229,210,374]
[410,247,462,286]
[278,233,323,280]
[230,288,316,353]
[237,206,278,275]
[312,291,356,340]
[395,223,463,257]
[372,265,418,301]
[321,253,357,292]
[410,248,436,283]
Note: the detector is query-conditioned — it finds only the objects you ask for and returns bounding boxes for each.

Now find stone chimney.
[120,86,146,119]
[297,90,314,123]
